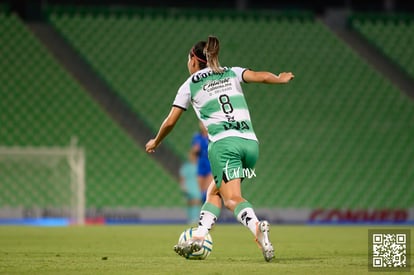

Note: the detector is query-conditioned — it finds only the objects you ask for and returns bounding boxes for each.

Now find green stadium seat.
[350,14,414,78]
[0,12,183,209]
[38,7,414,210]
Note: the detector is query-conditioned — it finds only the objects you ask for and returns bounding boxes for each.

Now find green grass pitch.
[0,224,412,274]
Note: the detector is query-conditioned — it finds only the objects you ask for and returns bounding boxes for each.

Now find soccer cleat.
[173,238,204,258]
[255,220,275,262]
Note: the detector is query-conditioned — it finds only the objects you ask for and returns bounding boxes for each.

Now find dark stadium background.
[5,0,414,20]
[0,0,413,226]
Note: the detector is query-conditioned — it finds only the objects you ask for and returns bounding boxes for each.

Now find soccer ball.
[178,227,213,260]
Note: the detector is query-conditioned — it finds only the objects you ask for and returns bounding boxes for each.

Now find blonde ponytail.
[204,36,223,74]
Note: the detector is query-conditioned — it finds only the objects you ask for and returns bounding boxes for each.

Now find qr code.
[369,229,411,272]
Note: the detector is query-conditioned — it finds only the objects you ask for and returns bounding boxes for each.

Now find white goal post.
[0,141,85,225]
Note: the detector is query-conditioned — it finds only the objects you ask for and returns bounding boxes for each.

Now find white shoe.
[255,220,275,262]
[173,238,204,258]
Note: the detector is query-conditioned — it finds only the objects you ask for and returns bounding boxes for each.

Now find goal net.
[0,143,85,225]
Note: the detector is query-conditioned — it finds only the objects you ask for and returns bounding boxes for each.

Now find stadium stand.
[1,6,413,224]
[44,6,414,210]
[0,11,182,211]
[350,13,414,80]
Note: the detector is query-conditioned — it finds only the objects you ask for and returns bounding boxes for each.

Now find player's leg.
[213,137,260,236]
[218,137,274,262]
[218,178,258,231]
[198,173,212,203]
[219,178,274,262]
[185,174,203,225]
[187,198,201,225]
[192,180,222,237]
[174,180,222,257]
[175,137,274,261]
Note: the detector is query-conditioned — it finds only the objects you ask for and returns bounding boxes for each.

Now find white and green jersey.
[173,67,257,142]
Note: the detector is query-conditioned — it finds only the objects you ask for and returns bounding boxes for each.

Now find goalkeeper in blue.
[146,35,294,262]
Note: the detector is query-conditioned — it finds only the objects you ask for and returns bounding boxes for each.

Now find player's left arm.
[146,106,184,153]
[243,70,294,84]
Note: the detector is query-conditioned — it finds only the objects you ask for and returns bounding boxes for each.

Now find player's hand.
[145,139,158,153]
[278,72,294,83]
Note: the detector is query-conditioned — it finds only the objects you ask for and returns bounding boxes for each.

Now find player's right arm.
[145,106,184,153]
[243,70,294,84]
[146,80,190,153]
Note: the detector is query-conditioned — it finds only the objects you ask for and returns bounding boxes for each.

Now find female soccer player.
[179,151,202,224]
[146,35,294,262]
[190,121,213,203]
